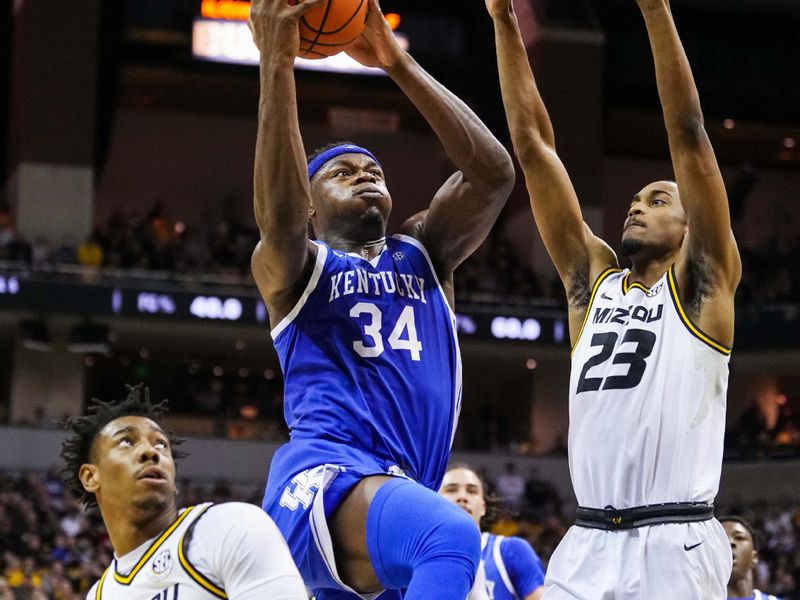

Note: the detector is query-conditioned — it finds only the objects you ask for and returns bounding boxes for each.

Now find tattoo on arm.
[687,255,715,315]
[566,265,591,311]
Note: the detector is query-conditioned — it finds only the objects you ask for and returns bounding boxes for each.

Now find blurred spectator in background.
[495,462,526,513]
[0,576,13,600]
[75,232,103,270]
[523,467,562,521]
[0,206,32,264]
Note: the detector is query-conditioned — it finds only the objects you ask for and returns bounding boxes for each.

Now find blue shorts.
[262,439,410,598]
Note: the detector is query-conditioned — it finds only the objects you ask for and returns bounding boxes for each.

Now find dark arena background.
[1,0,799,597]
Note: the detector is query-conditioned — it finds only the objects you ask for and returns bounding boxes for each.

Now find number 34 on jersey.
[349,303,423,361]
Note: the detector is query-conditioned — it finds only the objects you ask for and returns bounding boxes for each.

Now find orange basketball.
[291,0,368,59]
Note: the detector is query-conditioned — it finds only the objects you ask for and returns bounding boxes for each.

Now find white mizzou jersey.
[89,503,227,600]
[569,267,731,509]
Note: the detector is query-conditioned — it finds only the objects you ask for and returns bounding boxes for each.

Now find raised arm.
[347,0,515,280]
[248,0,324,323]
[637,0,741,295]
[487,0,616,329]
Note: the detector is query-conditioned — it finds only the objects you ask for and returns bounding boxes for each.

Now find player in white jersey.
[60,386,307,600]
[486,0,741,597]
[721,517,785,600]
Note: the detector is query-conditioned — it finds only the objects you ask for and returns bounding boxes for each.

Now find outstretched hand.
[248,0,325,61]
[485,0,514,20]
[345,0,404,70]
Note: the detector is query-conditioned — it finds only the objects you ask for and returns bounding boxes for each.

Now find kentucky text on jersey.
[329,269,428,304]
[270,235,462,490]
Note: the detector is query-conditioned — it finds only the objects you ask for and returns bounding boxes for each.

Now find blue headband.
[307,144,381,180]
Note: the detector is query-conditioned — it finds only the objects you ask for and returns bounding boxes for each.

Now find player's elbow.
[513,131,556,167]
[478,143,516,200]
[670,119,709,150]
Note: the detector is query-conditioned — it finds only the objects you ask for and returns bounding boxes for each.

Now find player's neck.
[727,573,754,599]
[628,252,676,288]
[103,504,179,557]
[332,235,387,260]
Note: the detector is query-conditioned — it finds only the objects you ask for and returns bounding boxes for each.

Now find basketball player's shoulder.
[85,582,98,600]
[193,502,280,538]
[187,503,287,572]
[499,535,542,565]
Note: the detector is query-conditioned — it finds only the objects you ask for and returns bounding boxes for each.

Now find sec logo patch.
[150,549,173,582]
[647,282,663,297]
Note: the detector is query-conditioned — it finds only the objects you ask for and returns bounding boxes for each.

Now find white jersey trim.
[391,234,455,319]
[570,267,622,356]
[391,234,463,450]
[666,265,732,356]
[481,531,490,551]
[491,535,519,600]
[270,242,328,340]
[308,465,386,600]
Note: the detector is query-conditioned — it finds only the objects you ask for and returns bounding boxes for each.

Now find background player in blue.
[721,517,785,600]
[440,465,546,600]
[247,0,515,598]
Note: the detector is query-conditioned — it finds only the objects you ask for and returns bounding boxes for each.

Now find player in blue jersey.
[247,0,515,598]
[440,465,546,600]
[721,517,785,600]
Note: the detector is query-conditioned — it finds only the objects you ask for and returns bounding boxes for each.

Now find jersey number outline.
[576,329,656,393]
[150,585,179,600]
[350,302,422,361]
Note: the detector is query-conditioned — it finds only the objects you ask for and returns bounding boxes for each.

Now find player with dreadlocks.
[61,385,307,600]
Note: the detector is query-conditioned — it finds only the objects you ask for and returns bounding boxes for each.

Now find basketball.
[291,0,368,59]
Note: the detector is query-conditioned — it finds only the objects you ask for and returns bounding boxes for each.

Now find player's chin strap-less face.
[307,144,382,181]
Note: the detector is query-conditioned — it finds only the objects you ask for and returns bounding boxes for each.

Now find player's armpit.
[251,240,317,327]
[526,587,545,600]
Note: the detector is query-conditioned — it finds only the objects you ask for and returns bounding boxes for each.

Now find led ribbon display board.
[0,270,567,344]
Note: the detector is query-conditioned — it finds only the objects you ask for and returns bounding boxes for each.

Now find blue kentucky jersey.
[271,235,462,490]
[747,592,784,600]
[481,533,545,600]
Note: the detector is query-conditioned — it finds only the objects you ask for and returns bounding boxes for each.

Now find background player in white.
[440,465,545,600]
[249,0,514,598]
[721,517,785,600]
[61,386,307,600]
[486,0,741,597]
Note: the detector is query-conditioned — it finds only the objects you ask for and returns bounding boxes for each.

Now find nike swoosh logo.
[683,541,703,551]
[601,292,613,300]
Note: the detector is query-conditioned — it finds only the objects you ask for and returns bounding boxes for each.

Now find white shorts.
[542,519,731,600]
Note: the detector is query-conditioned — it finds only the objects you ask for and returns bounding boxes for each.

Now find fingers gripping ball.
[291,0,368,59]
